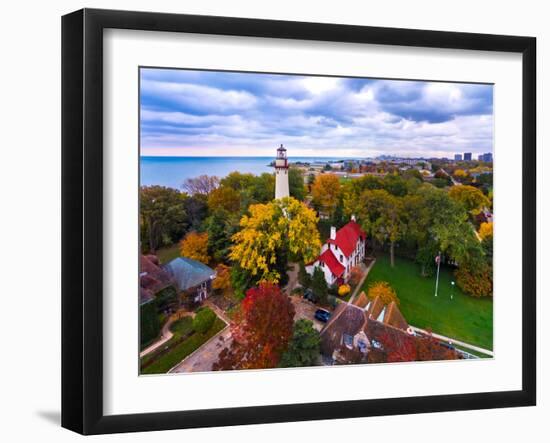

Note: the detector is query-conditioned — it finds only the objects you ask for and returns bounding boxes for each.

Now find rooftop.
[163,257,216,292]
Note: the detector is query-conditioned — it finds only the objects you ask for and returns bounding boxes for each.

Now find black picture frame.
[62,8,536,435]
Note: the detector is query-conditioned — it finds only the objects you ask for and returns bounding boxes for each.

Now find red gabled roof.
[318,249,345,277]
[327,221,366,257]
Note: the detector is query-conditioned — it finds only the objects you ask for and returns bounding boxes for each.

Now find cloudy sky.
[140,68,493,158]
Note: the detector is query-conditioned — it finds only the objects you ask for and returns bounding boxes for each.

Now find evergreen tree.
[311,267,328,306]
[279,319,321,368]
[298,261,311,289]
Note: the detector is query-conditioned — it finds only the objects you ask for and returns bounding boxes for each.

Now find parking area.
[290,295,328,331]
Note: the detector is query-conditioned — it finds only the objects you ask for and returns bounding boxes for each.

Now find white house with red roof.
[306,216,367,286]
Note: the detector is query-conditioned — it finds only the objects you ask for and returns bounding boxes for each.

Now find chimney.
[351,214,356,222]
[330,226,337,240]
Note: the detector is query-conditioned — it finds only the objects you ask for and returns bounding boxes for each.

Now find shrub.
[140,302,160,346]
[338,284,351,297]
[192,307,216,333]
[367,281,399,305]
[455,265,493,297]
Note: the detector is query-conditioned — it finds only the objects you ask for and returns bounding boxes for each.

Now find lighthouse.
[274,144,290,199]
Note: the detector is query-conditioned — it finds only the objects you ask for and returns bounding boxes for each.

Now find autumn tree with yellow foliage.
[367,281,399,305]
[230,197,321,282]
[212,264,232,296]
[478,221,493,240]
[449,185,491,216]
[180,231,210,264]
[311,173,341,216]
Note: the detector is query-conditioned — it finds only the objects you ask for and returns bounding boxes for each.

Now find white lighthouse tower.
[274,144,290,199]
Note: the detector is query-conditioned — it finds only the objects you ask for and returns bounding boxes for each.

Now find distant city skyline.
[140,68,494,158]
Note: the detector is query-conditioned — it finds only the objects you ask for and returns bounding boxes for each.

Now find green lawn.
[156,243,180,264]
[141,317,226,374]
[361,255,493,350]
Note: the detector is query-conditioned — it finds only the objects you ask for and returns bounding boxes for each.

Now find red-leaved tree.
[213,282,295,370]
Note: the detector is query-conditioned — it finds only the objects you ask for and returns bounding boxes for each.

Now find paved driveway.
[290,295,326,331]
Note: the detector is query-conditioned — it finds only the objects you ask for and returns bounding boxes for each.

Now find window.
[339,254,343,262]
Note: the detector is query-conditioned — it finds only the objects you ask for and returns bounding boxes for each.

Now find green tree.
[289,167,305,201]
[182,195,208,231]
[140,186,187,252]
[205,209,234,263]
[311,267,328,305]
[279,319,321,368]
[353,189,403,267]
[298,261,311,288]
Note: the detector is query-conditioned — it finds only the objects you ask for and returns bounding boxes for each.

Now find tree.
[180,231,210,263]
[213,283,295,370]
[207,186,241,213]
[140,186,187,252]
[204,209,234,263]
[279,319,321,368]
[382,174,409,197]
[182,175,219,196]
[330,198,346,229]
[449,185,491,216]
[298,261,311,288]
[230,197,321,282]
[182,195,208,231]
[338,284,351,297]
[478,221,493,240]
[367,281,399,305]
[288,167,305,201]
[415,332,459,361]
[353,189,403,266]
[453,169,469,182]
[212,264,232,296]
[455,263,493,297]
[378,329,417,362]
[230,265,256,300]
[311,267,328,305]
[311,173,341,216]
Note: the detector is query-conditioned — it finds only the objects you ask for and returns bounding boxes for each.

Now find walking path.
[139,311,192,358]
[284,262,299,295]
[409,325,494,357]
[348,258,377,304]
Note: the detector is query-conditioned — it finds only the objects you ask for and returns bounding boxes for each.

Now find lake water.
[140,156,349,189]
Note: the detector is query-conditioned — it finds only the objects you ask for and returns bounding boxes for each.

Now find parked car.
[314,309,331,323]
[303,288,317,303]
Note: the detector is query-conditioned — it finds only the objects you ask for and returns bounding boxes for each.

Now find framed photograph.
[62,8,536,435]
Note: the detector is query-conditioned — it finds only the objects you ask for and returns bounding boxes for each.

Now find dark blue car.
[314,309,331,323]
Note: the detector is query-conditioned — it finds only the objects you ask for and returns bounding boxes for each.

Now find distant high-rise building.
[454,154,462,161]
[464,152,472,161]
[482,152,493,162]
[478,154,484,161]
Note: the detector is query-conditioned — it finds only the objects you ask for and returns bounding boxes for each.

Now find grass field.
[361,255,493,350]
[141,317,226,374]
